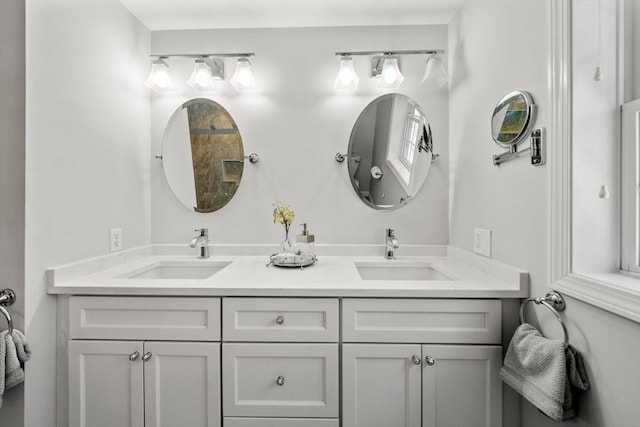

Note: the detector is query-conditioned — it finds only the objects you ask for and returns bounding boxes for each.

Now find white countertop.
[46,245,529,298]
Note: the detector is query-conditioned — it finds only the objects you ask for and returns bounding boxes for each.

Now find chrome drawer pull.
[411,355,421,365]
[129,351,140,361]
[142,352,153,362]
[425,356,436,366]
[276,376,285,386]
[275,315,285,325]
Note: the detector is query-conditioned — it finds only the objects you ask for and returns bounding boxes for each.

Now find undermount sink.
[121,261,231,280]
[355,261,453,281]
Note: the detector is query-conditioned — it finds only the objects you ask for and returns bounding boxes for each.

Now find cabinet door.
[342,344,422,427]
[421,345,502,427]
[144,342,221,427]
[69,340,144,427]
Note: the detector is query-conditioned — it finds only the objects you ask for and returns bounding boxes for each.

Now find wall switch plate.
[473,228,491,257]
[110,228,122,252]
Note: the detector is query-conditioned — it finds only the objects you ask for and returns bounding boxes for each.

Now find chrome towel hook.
[0,288,16,335]
[519,291,568,348]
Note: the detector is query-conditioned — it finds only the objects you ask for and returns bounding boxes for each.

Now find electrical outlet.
[110,228,122,252]
[473,228,491,257]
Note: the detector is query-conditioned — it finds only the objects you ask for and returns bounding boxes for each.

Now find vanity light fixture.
[334,49,444,91]
[334,55,359,91]
[376,56,404,89]
[187,57,224,91]
[146,53,255,92]
[420,54,449,89]
[229,56,257,91]
[145,58,173,91]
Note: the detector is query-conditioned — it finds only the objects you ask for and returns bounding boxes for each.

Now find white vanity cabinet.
[66,296,222,427]
[341,299,503,427]
[61,294,509,427]
[222,298,340,427]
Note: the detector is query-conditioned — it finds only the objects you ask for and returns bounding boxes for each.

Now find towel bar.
[0,288,16,335]
[519,291,568,348]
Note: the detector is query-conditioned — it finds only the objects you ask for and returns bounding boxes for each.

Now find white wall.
[448,3,547,425]
[0,0,25,424]
[450,1,640,427]
[25,0,150,424]
[150,26,449,247]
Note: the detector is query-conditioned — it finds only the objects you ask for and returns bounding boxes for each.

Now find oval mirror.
[162,98,244,213]
[491,90,536,148]
[347,94,434,210]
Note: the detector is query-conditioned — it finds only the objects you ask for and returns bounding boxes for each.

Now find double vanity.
[49,245,528,427]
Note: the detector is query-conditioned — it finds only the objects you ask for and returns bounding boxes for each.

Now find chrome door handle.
[129,351,140,361]
[411,355,421,365]
[276,376,285,386]
[425,356,436,366]
[142,352,153,362]
[275,315,285,325]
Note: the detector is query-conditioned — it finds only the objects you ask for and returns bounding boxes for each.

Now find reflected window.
[400,104,422,170]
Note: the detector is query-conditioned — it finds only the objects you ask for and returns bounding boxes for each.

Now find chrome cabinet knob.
[129,351,140,361]
[276,376,285,386]
[411,355,421,365]
[142,352,153,362]
[425,356,436,366]
[275,315,285,325]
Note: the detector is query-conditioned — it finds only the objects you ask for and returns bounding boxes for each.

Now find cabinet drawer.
[69,296,220,341]
[222,343,339,418]
[342,299,501,344]
[224,418,339,427]
[222,298,338,342]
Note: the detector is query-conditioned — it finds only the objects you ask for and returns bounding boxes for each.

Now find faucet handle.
[194,228,208,236]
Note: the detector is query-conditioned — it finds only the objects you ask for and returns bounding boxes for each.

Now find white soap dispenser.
[296,223,315,257]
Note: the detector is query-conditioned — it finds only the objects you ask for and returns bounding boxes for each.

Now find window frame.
[621,99,640,274]
[548,0,640,324]
[399,104,422,171]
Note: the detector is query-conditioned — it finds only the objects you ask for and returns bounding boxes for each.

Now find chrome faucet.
[190,228,209,259]
[385,228,399,259]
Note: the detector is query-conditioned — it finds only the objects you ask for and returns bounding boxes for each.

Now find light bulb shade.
[187,60,216,91]
[377,57,404,89]
[420,55,449,89]
[230,57,256,91]
[334,56,359,91]
[145,59,173,91]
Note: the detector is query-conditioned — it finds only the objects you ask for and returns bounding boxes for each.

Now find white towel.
[0,329,31,408]
[500,323,590,422]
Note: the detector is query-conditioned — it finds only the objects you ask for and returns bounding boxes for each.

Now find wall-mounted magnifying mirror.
[162,98,244,213]
[491,90,535,148]
[343,93,436,210]
[490,90,544,166]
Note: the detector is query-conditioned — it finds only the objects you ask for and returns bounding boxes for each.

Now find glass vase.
[280,227,293,252]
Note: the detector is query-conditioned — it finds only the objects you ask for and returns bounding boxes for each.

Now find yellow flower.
[272,201,295,228]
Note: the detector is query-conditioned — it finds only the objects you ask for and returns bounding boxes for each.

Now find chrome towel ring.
[0,288,16,335]
[0,306,13,335]
[519,291,568,348]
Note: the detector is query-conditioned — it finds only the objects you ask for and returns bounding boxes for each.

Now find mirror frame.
[346,93,434,211]
[161,98,245,213]
[491,90,536,149]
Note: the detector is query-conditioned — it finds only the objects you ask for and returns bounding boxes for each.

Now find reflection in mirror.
[491,90,535,148]
[347,94,434,210]
[162,98,244,213]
